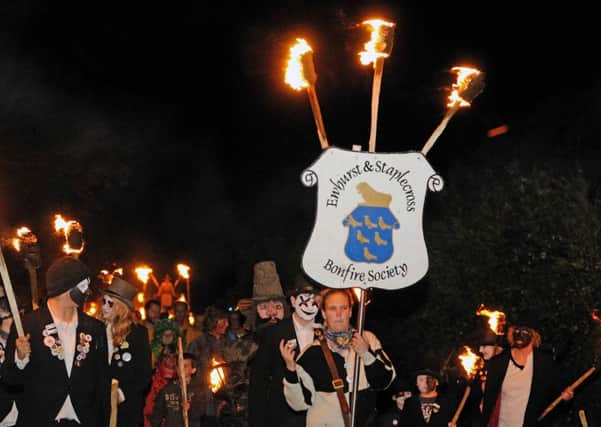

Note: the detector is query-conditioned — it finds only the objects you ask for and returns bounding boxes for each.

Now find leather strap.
[317,331,351,427]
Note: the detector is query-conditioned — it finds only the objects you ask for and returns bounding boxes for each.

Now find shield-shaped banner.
[301,147,443,290]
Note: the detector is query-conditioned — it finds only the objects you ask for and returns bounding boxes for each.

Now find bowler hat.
[287,273,321,297]
[102,277,137,311]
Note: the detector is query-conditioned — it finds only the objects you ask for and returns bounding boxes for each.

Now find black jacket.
[480,349,565,427]
[396,393,456,427]
[3,306,110,427]
[110,323,152,427]
[248,317,308,427]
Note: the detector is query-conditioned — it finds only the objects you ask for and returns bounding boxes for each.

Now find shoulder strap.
[317,331,351,427]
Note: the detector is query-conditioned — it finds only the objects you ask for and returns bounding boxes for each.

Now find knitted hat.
[287,273,321,297]
[46,256,91,298]
[251,260,285,302]
[101,277,137,311]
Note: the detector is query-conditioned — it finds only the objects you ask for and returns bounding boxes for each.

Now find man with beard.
[480,315,573,427]
[249,274,321,427]
[238,261,288,340]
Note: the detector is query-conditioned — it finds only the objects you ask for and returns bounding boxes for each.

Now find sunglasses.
[102,297,114,308]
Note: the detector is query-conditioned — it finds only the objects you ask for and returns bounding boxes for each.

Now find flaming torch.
[359,19,395,153]
[12,226,41,309]
[177,263,191,306]
[476,304,506,335]
[450,346,483,424]
[54,214,85,256]
[135,265,154,295]
[421,66,485,156]
[209,357,226,393]
[285,38,329,150]
[538,309,601,421]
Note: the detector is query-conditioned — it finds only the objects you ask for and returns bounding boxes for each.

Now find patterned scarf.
[324,328,355,351]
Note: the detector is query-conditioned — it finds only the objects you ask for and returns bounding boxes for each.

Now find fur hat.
[252,260,285,302]
[101,277,137,311]
[46,256,91,298]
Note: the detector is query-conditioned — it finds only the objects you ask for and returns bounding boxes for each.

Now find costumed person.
[375,377,412,427]
[155,274,176,313]
[150,318,180,368]
[143,299,161,342]
[249,274,321,427]
[395,361,457,427]
[144,352,178,427]
[226,310,249,343]
[0,287,19,427]
[280,288,395,427]
[2,256,110,426]
[100,277,152,427]
[480,314,573,427]
[238,260,288,342]
[150,352,203,427]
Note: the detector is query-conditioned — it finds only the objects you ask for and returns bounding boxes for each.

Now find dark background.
[1,2,601,421]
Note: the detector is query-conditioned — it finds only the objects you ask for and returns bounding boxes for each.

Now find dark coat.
[248,317,307,427]
[110,323,153,427]
[396,394,456,427]
[2,306,110,427]
[480,349,565,427]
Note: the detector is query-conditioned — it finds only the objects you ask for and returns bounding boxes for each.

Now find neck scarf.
[324,328,355,351]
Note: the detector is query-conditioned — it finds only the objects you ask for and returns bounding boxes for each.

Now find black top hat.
[509,311,543,333]
[101,277,137,311]
[287,273,321,297]
[479,328,502,346]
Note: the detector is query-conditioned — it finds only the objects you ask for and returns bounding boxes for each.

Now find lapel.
[39,305,70,379]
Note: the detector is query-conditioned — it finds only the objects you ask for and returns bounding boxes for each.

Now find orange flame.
[53,214,84,255]
[188,313,195,326]
[12,226,37,252]
[136,292,144,304]
[447,66,481,107]
[177,294,187,304]
[86,301,98,316]
[209,357,226,393]
[476,304,506,335]
[359,19,395,65]
[139,307,146,320]
[458,346,483,380]
[285,38,313,91]
[592,309,601,323]
[177,263,190,280]
[135,266,153,284]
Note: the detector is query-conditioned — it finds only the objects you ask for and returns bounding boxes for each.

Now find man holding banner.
[2,256,110,427]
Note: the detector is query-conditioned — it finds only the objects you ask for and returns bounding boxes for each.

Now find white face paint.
[101,295,114,320]
[292,293,318,321]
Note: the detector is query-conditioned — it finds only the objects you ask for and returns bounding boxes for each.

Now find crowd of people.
[0,257,579,427]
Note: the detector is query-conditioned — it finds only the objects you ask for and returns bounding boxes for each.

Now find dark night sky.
[0,1,598,308]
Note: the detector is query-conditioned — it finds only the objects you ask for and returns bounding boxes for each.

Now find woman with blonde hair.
[101,277,152,427]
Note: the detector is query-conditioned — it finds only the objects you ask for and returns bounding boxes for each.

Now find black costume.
[110,323,152,427]
[3,306,110,427]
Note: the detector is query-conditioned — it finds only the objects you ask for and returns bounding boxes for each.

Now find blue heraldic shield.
[343,205,399,263]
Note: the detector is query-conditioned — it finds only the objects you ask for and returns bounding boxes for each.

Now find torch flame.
[177,294,187,304]
[12,226,37,252]
[188,312,195,326]
[359,19,395,65]
[592,309,601,323]
[285,38,313,91]
[177,263,190,280]
[209,357,226,393]
[139,307,146,320]
[135,266,153,284]
[136,292,144,304]
[86,301,98,316]
[476,304,506,335]
[458,346,483,380]
[447,66,482,107]
[53,214,84,255]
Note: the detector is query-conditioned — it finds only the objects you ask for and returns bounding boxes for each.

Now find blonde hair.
[109,298,133,347]
[507,325,542,348]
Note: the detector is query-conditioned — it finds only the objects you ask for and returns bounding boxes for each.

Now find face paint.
[69,278,90,307]
[256,300,285,324]
[292,293,319,321]
[512,327,533,349]
[101,295,114,320]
